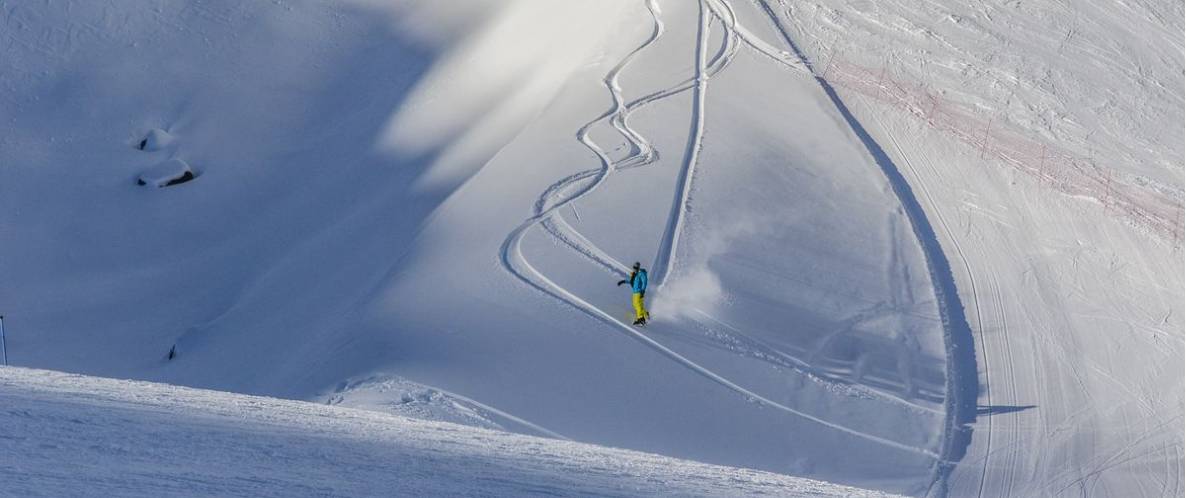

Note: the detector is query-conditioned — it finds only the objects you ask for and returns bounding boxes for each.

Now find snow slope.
[0,0,1181,496]
[764,1,1185,496]
[0,366,897,497]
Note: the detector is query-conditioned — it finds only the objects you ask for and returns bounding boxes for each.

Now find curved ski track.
[500,0,943,461]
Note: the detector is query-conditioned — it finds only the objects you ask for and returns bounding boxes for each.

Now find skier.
[617,262,650,326]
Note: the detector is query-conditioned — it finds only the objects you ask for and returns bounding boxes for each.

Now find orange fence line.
[816,58,1183,247]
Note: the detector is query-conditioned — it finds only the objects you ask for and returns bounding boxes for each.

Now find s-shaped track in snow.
[500,0,942,461]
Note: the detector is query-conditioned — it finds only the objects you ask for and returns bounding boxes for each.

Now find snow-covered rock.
[136,158,195,187]
[137,128,175,152]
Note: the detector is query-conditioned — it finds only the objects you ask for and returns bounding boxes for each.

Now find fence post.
[876,66,886,99]
[926,92,938,125]
[1174,208,1182,252]
[980,116,993,159]
[1,315,7,366]
[822,46,840,80]
[1038,144,1047,186]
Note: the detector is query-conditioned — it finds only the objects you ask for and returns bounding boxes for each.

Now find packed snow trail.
[750,1,1182,495]
[862,73,1183,497]
[752,1,1183,246]
[501,0,941,461]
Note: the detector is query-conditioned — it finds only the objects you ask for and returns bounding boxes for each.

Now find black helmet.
[632,261,641,270]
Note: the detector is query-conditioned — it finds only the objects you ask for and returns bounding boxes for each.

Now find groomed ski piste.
[0,1,1181,497]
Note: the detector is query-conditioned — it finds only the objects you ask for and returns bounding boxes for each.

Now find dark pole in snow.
[0,315,7,366]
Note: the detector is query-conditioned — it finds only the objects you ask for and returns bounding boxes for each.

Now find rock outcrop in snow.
[137,159,196,188]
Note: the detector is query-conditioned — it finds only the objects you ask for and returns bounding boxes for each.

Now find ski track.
[691,309,945,416]
[500,0,941,461]
[545,0,741,279]
[424,385,574,442]
[651,0,738,288]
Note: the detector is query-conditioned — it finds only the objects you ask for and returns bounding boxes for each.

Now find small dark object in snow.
[137,158,197,188]
[137,129,174,152]
[164,171,195,187]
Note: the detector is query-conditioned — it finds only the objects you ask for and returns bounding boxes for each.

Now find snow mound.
[0,367,900,498]
[326,375,504,432]
[137,128,175,152]
[136,159,196,188]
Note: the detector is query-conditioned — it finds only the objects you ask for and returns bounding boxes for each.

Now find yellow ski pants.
[632,292,649,320]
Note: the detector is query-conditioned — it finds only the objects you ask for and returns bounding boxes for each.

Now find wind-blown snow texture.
[0,0,1181,497]
[0,366,897,498]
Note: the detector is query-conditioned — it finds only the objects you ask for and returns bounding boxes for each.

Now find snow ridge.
[0,366,903,498]
[749,2,979,495]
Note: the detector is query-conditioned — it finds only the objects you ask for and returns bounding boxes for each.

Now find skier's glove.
[616,280,626,286]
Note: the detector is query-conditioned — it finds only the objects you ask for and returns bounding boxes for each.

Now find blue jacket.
[630,269,648,293]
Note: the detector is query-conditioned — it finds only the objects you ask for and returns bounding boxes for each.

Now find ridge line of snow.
[861,92,991,498]
[0,366,905,498]
[420,383,574,441]
[692,0,949,418]
[750,2,980,495]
